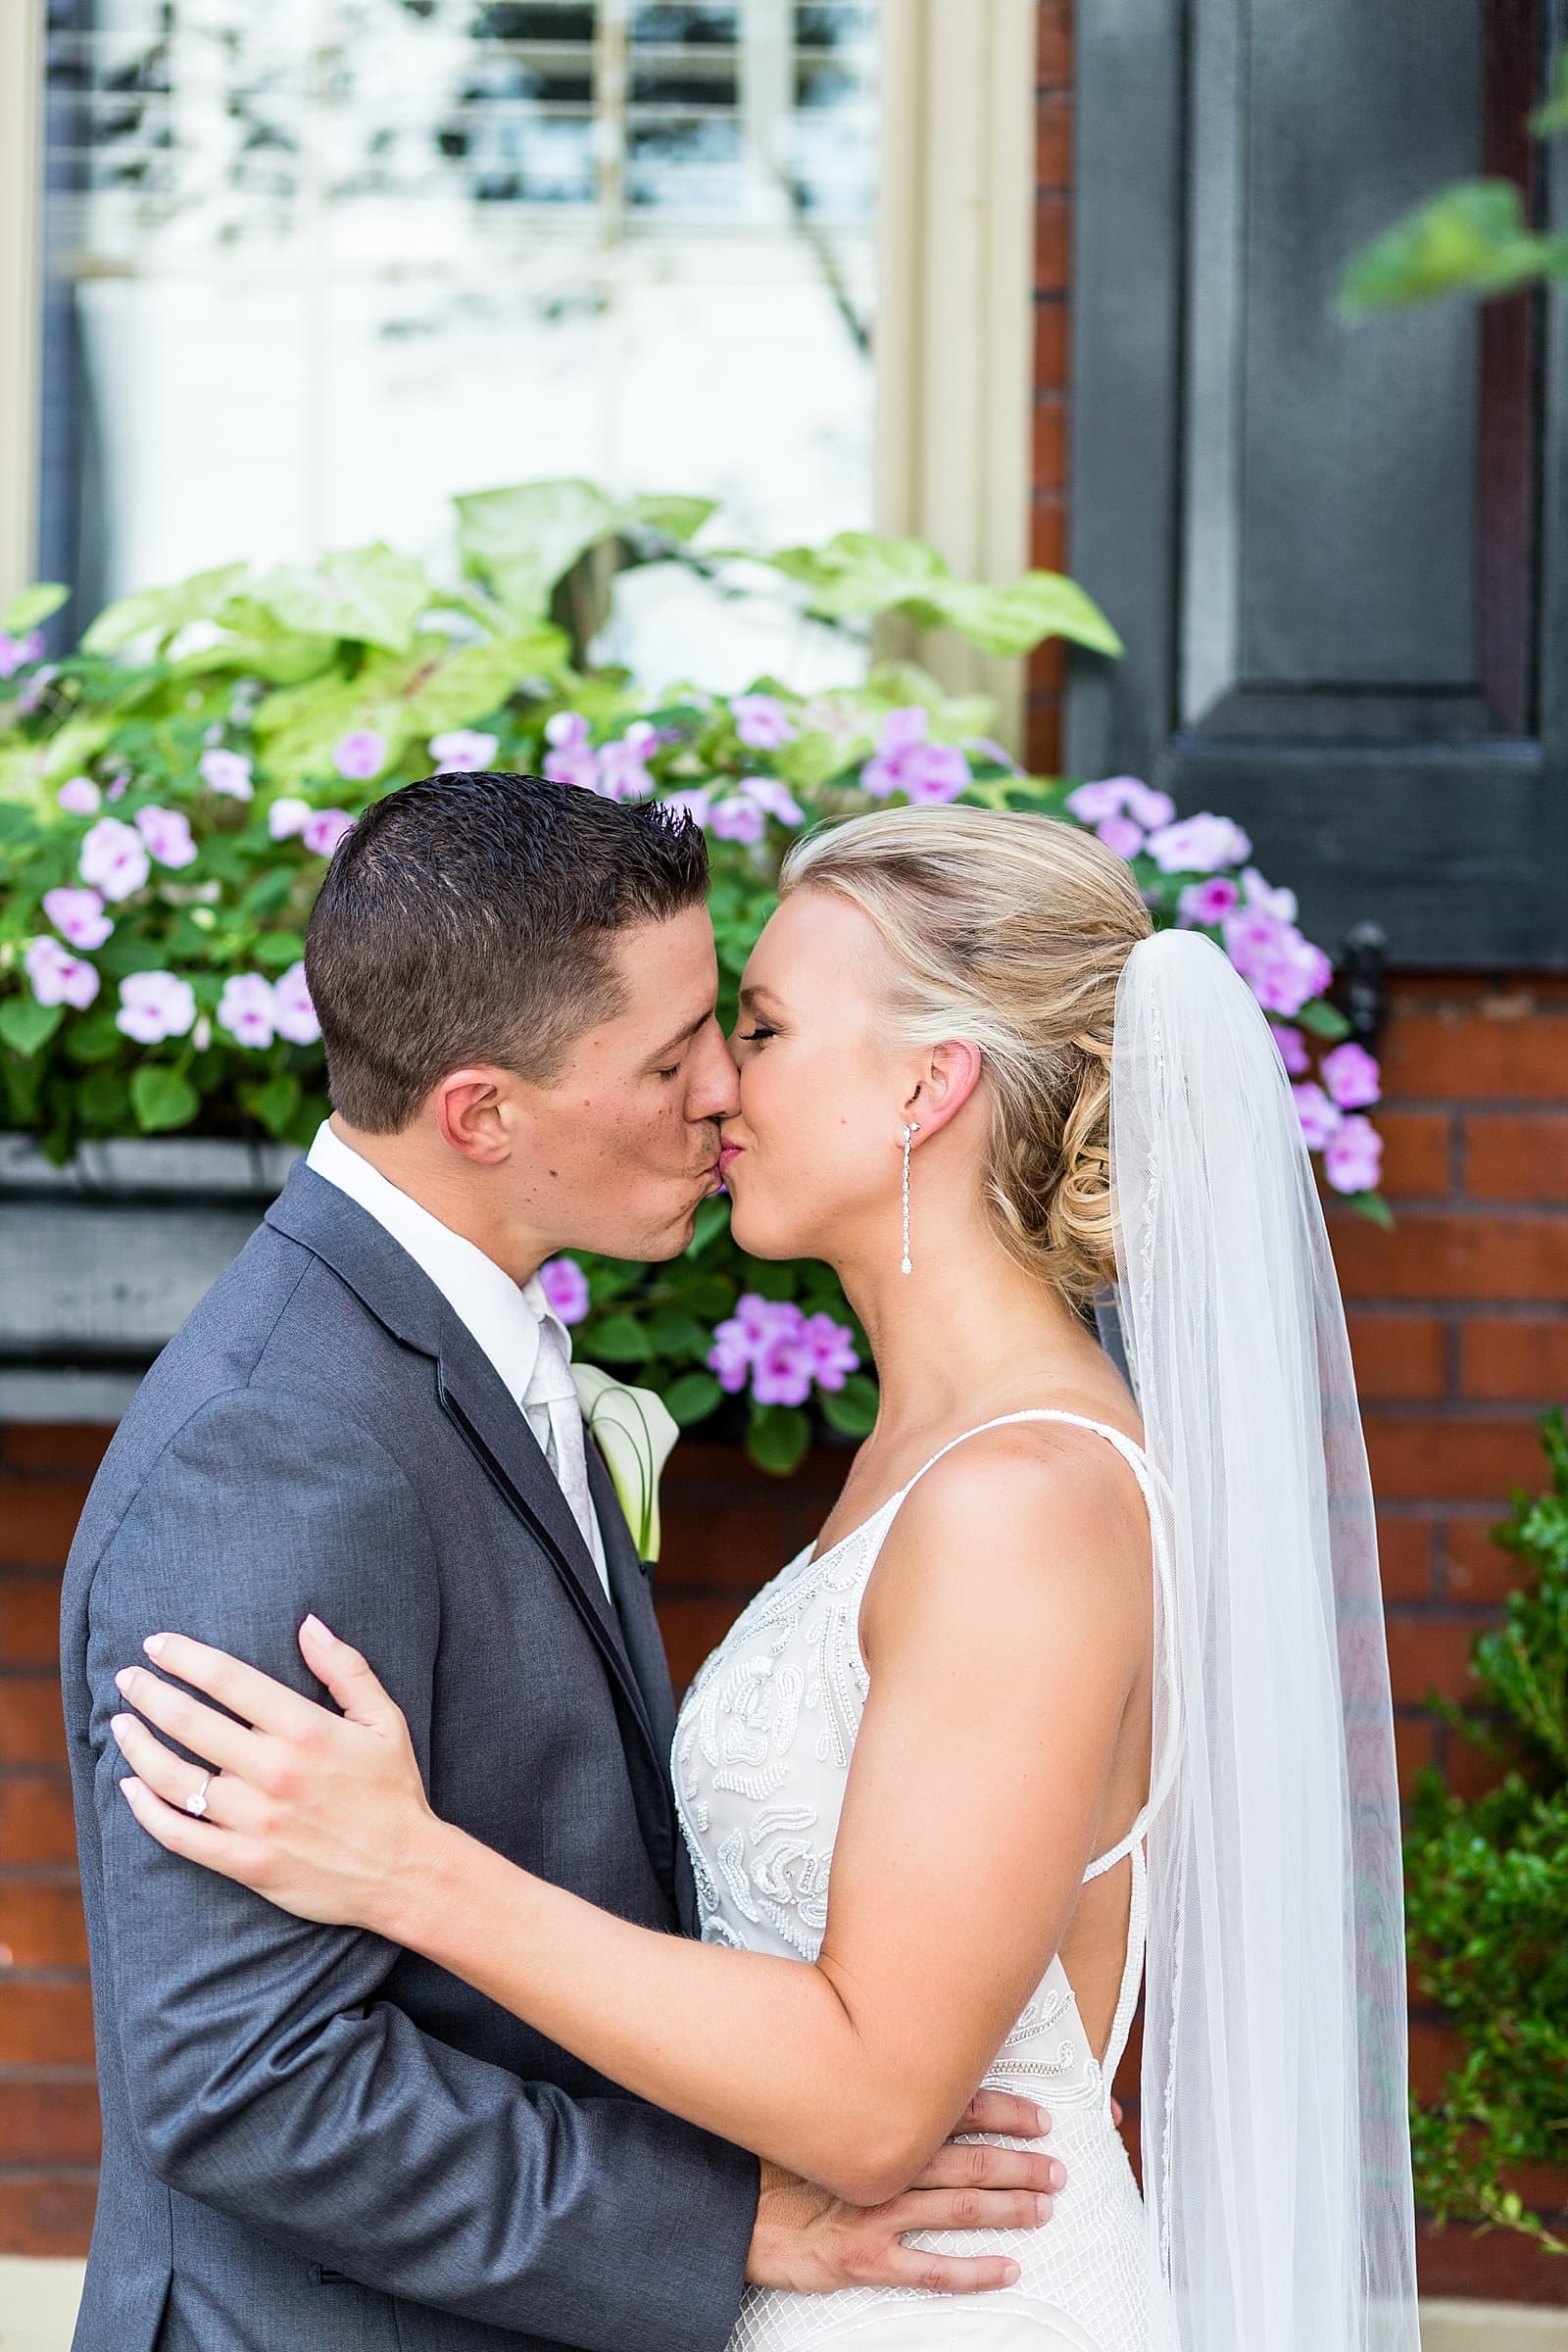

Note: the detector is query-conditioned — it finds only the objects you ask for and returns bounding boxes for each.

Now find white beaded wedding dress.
[673,1407,1176,2351]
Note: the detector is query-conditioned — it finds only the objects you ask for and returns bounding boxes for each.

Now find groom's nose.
[686,1016,741,1124]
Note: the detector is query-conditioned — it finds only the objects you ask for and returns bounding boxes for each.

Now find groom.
[62,772,1062,2352]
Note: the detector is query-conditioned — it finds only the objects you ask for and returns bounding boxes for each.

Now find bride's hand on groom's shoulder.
[745,2092,1066,2295]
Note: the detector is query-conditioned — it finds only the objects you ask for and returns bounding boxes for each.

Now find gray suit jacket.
[61,1163,758,2352]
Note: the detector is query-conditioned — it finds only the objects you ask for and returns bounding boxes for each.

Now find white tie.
[522,1316,609,1598]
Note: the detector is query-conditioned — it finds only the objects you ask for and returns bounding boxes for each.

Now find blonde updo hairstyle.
[779,805,1152,1309]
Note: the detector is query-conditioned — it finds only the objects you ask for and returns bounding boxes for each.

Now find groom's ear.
[433,1068,517,1164]
[904,1040,983,1141]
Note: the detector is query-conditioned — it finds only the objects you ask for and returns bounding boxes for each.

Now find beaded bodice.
[671,1410,1172,2129]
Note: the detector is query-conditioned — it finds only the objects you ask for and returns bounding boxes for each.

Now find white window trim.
[0,0,1040,755]
[875,0,1039,756]
[0,0,44,614]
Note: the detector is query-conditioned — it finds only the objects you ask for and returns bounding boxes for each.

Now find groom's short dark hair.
[304,770,710,1132]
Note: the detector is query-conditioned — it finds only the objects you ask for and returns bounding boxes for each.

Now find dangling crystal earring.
[900,1122,920,1274]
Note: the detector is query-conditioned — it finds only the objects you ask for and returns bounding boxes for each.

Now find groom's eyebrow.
[647,1008,713,1064]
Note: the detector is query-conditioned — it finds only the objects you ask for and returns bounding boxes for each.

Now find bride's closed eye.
[736,1025,777,1045]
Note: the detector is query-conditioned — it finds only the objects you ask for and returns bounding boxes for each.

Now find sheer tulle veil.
[1107,928,1419,2349]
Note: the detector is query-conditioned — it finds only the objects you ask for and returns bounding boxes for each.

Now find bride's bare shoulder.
[862,1409,1153,1655]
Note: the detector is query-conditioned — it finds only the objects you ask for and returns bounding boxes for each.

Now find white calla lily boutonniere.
[571,1363,680,1564]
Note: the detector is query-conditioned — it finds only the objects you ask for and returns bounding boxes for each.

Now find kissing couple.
[65,770,1420,2350]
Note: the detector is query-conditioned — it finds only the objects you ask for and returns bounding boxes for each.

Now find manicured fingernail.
[114,1668,132,1694]
[1034,2105,1052,2134]
[1050,2161,1066,2190]
[1002,2262,1020,2284]
[1035,2194,1054,2222]
[302,1614,325,1637]
[119,1777,140,1798]
[110,1714,131,1740]
[143,1635,166,1659]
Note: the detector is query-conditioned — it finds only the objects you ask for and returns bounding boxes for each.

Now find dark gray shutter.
[1066,0,1568,968]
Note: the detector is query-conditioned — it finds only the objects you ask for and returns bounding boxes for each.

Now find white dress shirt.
[306,1120,612,1601]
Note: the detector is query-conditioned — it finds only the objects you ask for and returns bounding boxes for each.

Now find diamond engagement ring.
[184,1774,214,1820]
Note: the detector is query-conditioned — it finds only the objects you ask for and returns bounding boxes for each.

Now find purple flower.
[217,972,277,1050]
[710,1295,778,1393]
[79,816,150,902]
[200,747,254,801]
[860,707,970,806]
[543,711,601,793]
[428,729,499,773]
[333,729,387,782]
[1178,875,1241,928]
[268,796,312,842]
[738,776,806,828]
[597,722,659,804]
[1270,1021,1311,1076]
[1066,776,1176,831]
[1221,905,1334,1018]
[56,775,102,816]
[302,808,355,858]
[24,936,99,1010]
[43,886,112,952]
[707,1295,857,1406]
[0,629,44,679]
[272,960,320,1047]
[1292,1082,1343,1152]
[116,970,197,1045]
[17,664,58,717]
[134,806,198,870]
[1323,1115,1383,1196]
[1147,812,1252,874]
[961,736,1026,775]
[1241,867,1298,923]
[800,1312,858,1392]
[710,796,767,846]
[106,770,129,803]
[1320,1041,1381,1111]
[731,693,797,751]
[539,1255,590,1325]
[1096,814,1146,860]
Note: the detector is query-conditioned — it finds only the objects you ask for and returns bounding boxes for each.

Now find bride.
[108,806,1419,2349]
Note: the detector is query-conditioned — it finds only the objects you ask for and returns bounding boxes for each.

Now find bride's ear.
[903,1040,982,1141]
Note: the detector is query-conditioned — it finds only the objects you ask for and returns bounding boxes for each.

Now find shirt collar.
[306,1120,571,1407]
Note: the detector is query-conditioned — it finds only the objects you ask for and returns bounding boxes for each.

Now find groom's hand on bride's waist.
[744,2092,1067,2295]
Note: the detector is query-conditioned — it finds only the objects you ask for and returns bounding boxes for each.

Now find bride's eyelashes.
[736,1025,777,1045]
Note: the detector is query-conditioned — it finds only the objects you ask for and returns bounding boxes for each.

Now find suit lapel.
[268,1166,668,1831]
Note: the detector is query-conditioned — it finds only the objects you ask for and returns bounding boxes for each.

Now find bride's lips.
[716,1141,744,1176]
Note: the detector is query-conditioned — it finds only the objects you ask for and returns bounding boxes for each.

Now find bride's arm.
[112,1428,1147,2207]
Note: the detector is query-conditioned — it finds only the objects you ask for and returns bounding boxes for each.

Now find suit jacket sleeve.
[80,1385,758,2352]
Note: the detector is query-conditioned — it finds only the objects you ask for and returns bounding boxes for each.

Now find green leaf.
[819,1373,879,1438]
[623,494,717,547]
[253,930,308,972]
[662,1370,723,1428]
[589,1311,655,1364]
[1348,1189,1395,1230]
[757,531,1124,659]
[0,995,64,1057]
[239,1070,303,1138]
[1341,180,1559,313]
[252,544,431,654]
[678,1271,736,1319]
[78,1067,131,1129]
[62,1009,124,1066]
[648,1305,712,1361]
[403,629,567,737]
[1297,999,1352,1041]
[748,1403,811,1476]
[129,1063,200,1133]
[687,1196,732,1257]
[82,562,249,655]
[3,583,69,634]
[455,480,716,623]
[0,804,40,849]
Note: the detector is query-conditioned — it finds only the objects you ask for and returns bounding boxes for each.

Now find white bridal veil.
[1108,929,1419,2350]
